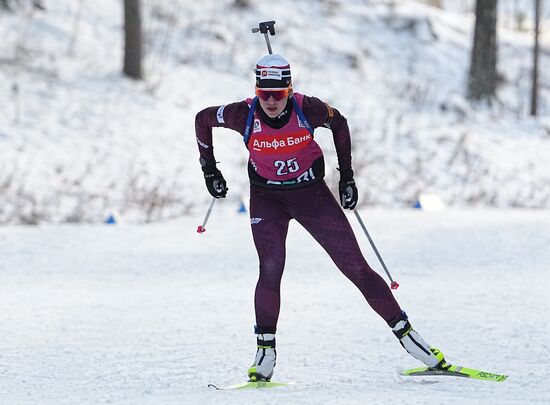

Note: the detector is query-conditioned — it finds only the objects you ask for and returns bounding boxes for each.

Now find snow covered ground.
[1,208,549,404]
[1,2,549,401]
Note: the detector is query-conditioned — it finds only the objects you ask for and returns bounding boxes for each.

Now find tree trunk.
[123,0,143,80]
[233,0,251,8]
[425,0,442,7]
[467,0,498,101]
[1,0,13,10]
[530,0,541,116]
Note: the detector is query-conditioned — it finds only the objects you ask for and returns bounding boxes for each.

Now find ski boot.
[389,311,448,369]
[247,332,276,381]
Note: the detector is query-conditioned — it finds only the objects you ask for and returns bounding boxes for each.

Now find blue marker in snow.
[238,200,247,214]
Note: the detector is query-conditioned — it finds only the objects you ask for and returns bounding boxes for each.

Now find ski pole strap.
[243,97,259,146]
[291,96,314,137]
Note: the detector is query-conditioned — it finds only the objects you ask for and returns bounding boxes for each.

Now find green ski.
[208,381,292,390]
[401,364,508,382]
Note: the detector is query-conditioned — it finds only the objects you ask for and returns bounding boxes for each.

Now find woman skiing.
[195,54,445,382]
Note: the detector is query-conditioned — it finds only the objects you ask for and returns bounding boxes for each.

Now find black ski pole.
[353,209,400,289]
[252,21,276,54]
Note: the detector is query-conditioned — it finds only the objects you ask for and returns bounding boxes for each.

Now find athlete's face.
[258,94,288,118]
[256,86,291,119]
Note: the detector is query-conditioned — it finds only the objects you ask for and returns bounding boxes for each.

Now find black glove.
[202,164,228,198]
[338,168,358,210]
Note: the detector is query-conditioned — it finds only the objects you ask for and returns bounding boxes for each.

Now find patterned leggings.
[249,180,402,331]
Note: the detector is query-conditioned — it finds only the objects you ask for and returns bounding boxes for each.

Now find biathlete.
[195,54,446,381]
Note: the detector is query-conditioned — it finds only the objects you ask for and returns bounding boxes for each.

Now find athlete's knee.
[258,260,284,290]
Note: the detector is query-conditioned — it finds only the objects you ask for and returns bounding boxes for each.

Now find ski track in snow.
[1,209,549,404]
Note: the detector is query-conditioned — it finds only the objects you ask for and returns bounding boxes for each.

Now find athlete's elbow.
[195,110,205,129]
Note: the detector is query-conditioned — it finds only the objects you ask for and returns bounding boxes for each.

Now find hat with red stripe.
[255,54,292,89]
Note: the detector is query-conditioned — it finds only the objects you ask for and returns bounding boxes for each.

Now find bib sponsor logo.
[297,116,306,128]
[250,131,312,154]
[265,167,316,185]
[253,119,262,133]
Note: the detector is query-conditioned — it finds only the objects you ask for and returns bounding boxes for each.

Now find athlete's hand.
[202,165,228,198]
[339,169,358,210]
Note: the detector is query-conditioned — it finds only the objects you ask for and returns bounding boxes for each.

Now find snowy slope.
[1,209,549,403]
[0,0,549,224]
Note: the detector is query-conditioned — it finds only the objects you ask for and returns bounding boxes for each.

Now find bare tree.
[530,0,541,116]
[1,0,44,11]
[233,0,251,8]
[423,0,442,7]
[467,0,498,101]
[33,0,45,10]
[0,0,15,10]
[123,0,143,80]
